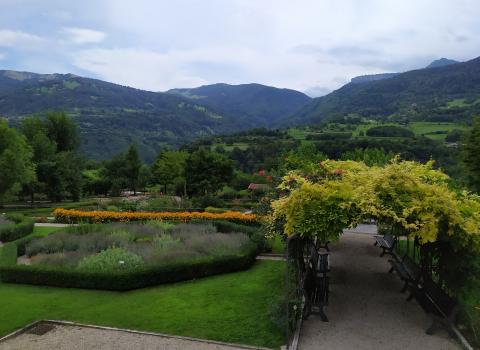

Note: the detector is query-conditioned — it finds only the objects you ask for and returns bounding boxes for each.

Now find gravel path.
[34,223,75,227]
[298,232,461,350]
[0,323,267,350]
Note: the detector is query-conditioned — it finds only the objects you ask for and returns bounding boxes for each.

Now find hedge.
[0,243,17,266]
[0,246,258,291]
[0,213,34,242]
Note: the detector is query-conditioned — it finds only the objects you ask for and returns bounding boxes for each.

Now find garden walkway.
[298,230,461,350]
[0,322,269,350]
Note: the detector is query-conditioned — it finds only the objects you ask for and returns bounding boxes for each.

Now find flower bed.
[54,208,258,224]
[0,222,260,290]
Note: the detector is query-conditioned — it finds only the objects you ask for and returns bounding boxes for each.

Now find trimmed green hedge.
[0,214,34,242]
[0,246,258,291]
[0,243,17,266]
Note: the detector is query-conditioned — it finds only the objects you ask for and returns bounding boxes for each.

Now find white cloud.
[0,53,5,60]
[0,30,47,50]
[72,48,209,91]
[63,27,106,44]
[2,1,480,92]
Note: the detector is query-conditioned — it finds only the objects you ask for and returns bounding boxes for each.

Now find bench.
[388,254,422,295]
[413,277,461,337]
[374,233,396,257]
[303,247,330,322]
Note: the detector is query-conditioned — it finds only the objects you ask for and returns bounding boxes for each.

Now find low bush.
[77,247,144,272]
[205,206,227,214]
[0,248,257,290]
[0,214,34,242]
[0,243,17,266]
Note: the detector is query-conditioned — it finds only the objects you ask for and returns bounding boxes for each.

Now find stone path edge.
[0,320,277,350]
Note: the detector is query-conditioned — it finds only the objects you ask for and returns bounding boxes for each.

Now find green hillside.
[287,56,480,126]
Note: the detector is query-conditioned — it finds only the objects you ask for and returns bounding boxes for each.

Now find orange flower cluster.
[53,208,258,224]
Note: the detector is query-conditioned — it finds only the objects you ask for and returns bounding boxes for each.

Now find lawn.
[0,260,285,349]
[2,200,98,217]
[30,226,63,237]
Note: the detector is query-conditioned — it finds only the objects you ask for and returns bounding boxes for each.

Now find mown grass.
[2,200,98,217]
[0,260,285,348]
[30,226,64,237]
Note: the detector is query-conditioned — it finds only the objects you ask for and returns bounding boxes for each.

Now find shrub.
[77,248,144,272]
[445,129,465,143]
[191,194,225,209]
[205,206,226,214]
[0,214,34,242]
[0,242,17,266]
[0,248,257,290]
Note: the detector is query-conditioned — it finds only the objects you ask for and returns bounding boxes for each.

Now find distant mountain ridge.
[426,58,459,68]
[349,58,459,85]
[350,73,400,84]
[0,70,310,160]
[167,83,311,127]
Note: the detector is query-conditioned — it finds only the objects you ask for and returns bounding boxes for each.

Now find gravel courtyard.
[0,323,267,350]
[298,231,461,350]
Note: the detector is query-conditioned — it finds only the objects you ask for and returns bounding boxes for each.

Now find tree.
[0,119,35,204]
[463,116,480,192]
[20,113,83,202]
[151,150,188,194]
[44,111,79,152]
[124,144,142,195]
[185,149,233,196]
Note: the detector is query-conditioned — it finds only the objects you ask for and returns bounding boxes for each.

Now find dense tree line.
[1,111,479,206]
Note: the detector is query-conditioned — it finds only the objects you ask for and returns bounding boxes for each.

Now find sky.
[0,0,479,96]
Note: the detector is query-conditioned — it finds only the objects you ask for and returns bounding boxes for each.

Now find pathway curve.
[298,232,460,350]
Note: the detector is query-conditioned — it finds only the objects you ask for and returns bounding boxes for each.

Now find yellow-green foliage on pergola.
[269,158,480,253]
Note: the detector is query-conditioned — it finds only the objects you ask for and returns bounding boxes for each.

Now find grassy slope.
[0,260,285,349]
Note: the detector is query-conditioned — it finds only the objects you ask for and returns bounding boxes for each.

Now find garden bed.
[53,208,258,224]
[0,222,260,290]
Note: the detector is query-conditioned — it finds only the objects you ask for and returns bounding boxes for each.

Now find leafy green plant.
[77,248,143,272]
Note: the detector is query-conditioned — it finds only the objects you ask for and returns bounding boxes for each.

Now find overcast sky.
[0,0,479,96]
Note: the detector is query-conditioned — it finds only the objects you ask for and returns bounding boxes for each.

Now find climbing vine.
[269,158,480,252]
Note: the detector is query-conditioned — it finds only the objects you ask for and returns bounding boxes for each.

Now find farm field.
[289,121,468,142]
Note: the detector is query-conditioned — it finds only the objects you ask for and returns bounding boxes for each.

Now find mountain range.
[0,71,310,160]
[167,83,310,127]
[0,56,477,160]
[287,56,478,125]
